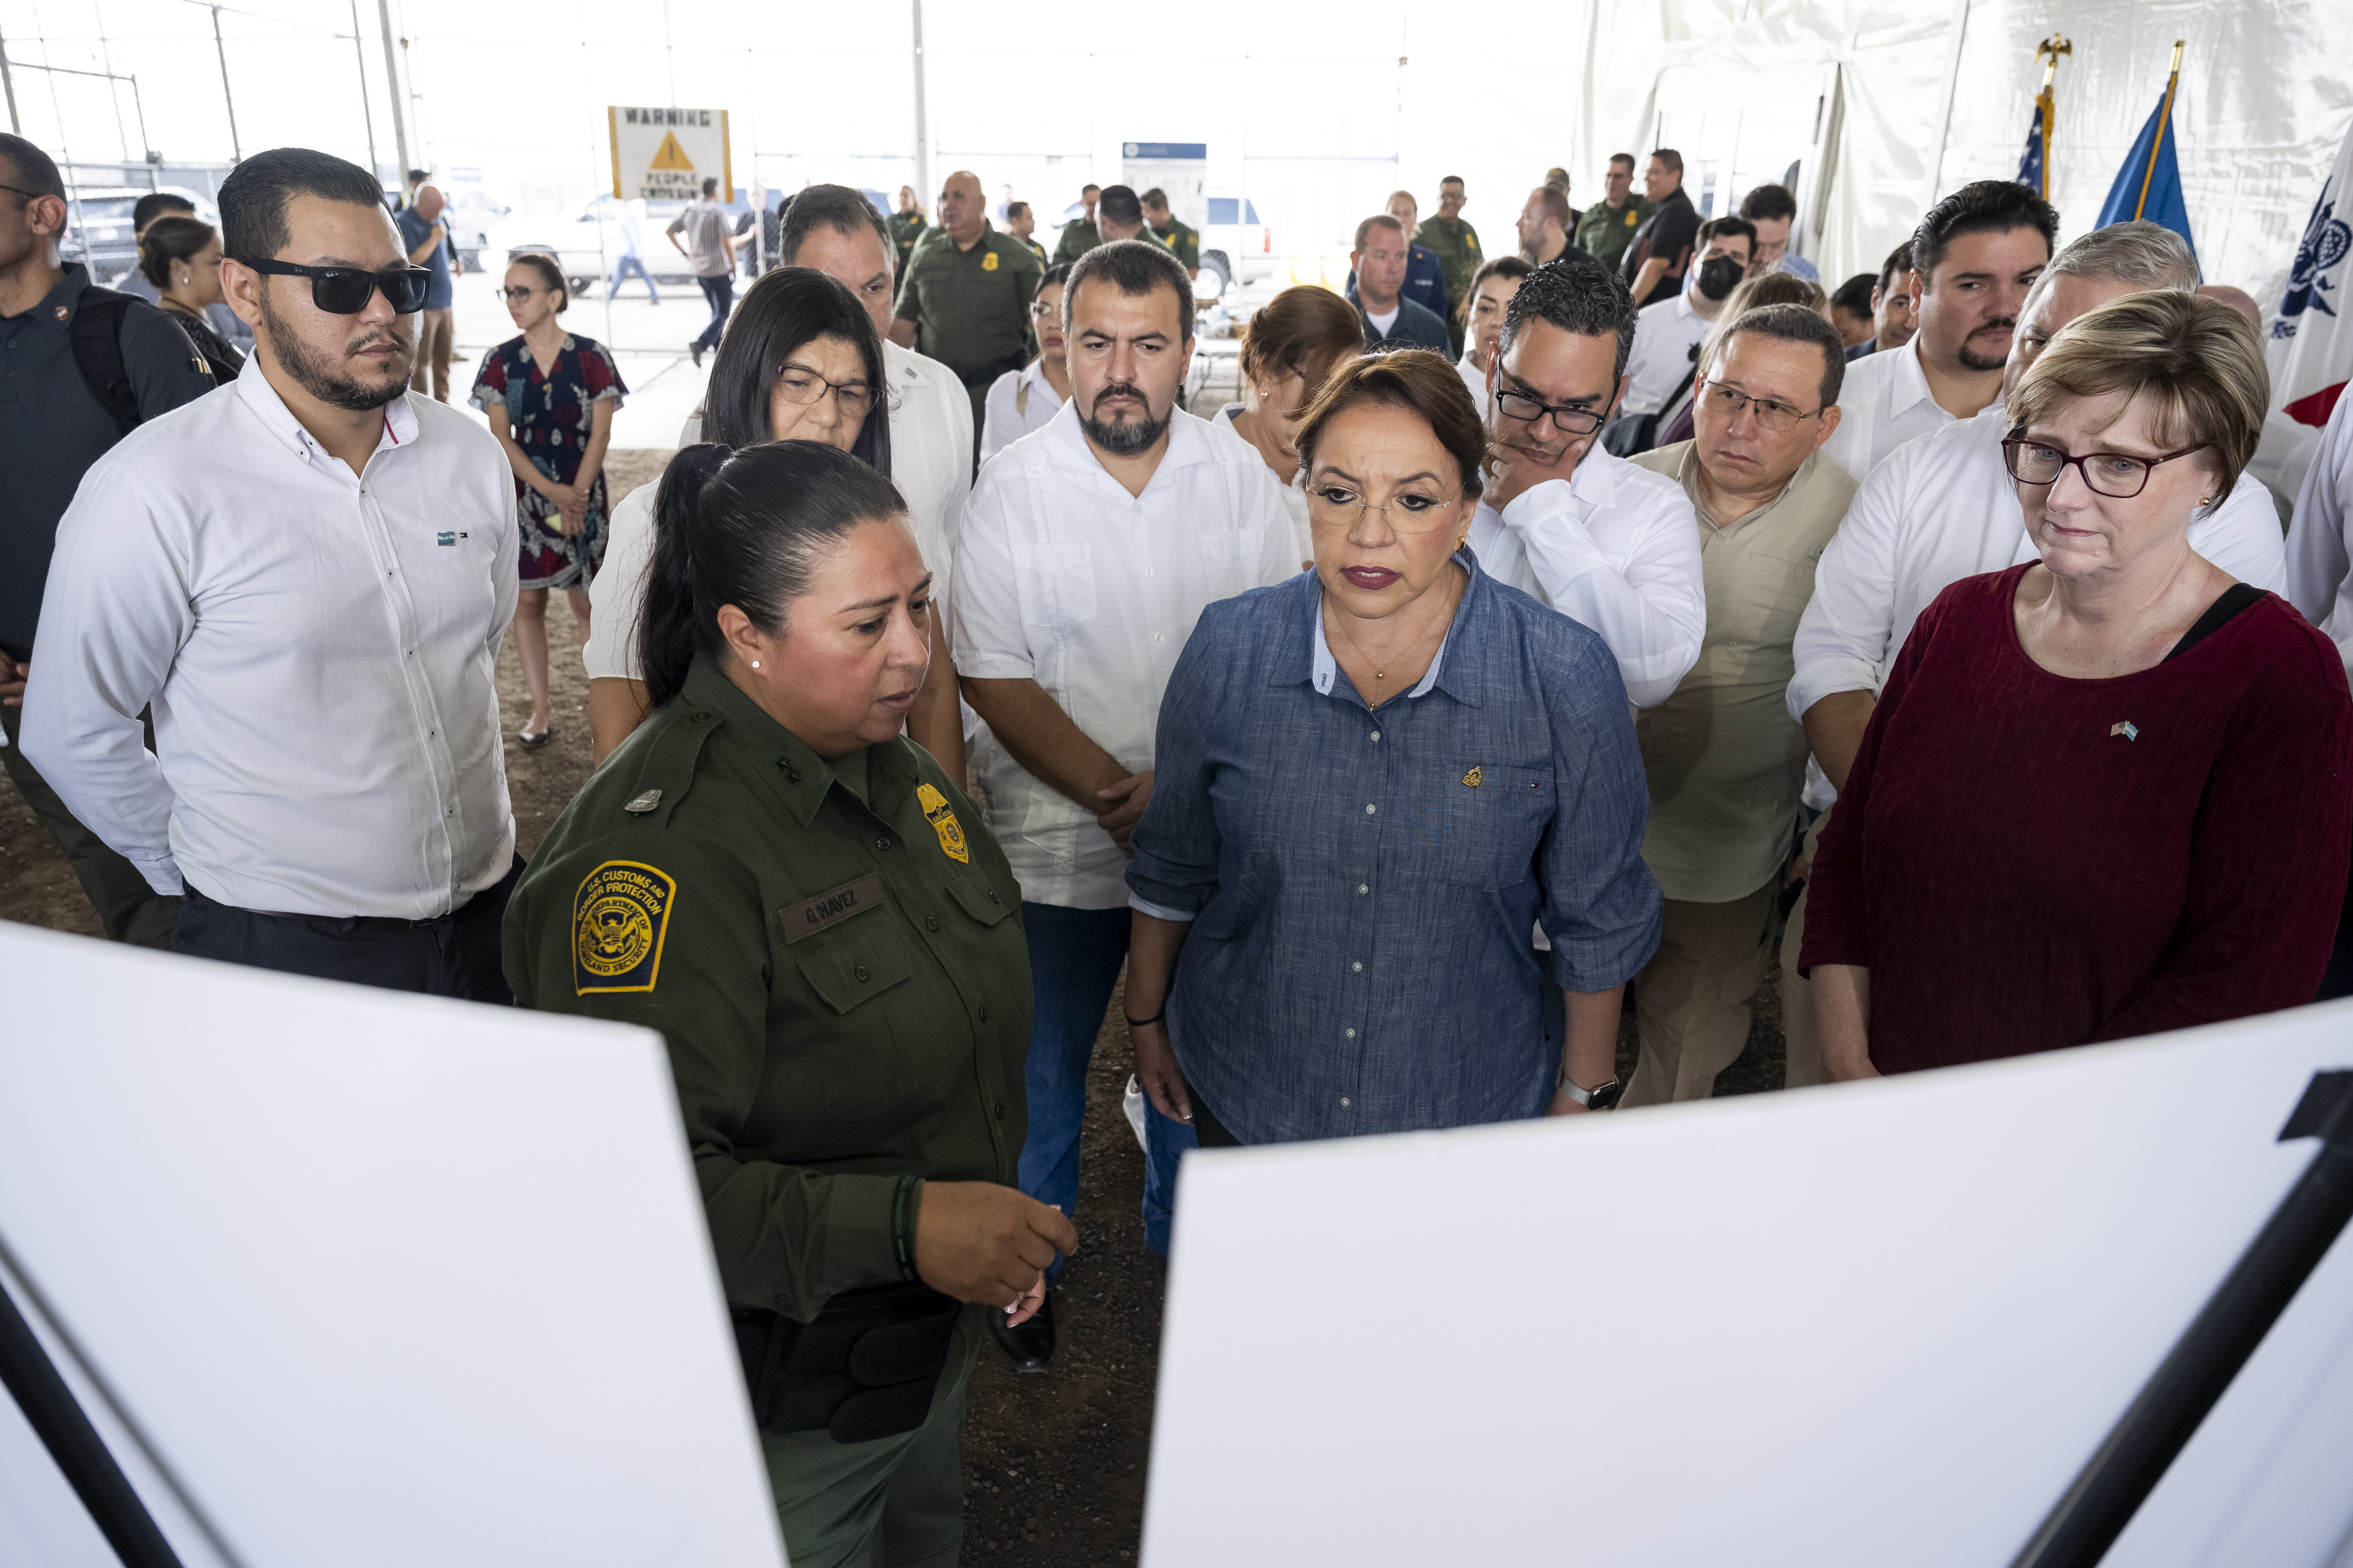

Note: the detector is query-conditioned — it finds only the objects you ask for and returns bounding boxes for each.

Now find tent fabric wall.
[1562,0,2351,307]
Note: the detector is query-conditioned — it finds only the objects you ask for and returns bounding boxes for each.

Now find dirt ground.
[0,447,1790,1563]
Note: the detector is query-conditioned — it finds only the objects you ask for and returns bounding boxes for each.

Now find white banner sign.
[608,105,733,202]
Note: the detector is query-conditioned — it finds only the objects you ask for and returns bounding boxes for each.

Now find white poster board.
[0,920,786,1568]
[1122,142,1207,231]
[1144,1003,2353,1566]
[609,104,733,202]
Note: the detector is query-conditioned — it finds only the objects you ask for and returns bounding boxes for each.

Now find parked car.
[61,183,218,284]
[483,193,753,294]
[1198,194,1275,298]
[440,188,512,272]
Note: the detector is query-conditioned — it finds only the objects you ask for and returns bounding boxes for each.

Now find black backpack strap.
[68,287,143,438]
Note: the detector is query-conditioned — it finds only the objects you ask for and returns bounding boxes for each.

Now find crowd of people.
[5,126,2353,1567]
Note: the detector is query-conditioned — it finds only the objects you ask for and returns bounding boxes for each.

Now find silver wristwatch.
[1557,1071,1623,1111]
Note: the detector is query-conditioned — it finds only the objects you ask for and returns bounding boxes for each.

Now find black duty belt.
[732,1282,961,1444]
[955,356,1027,391]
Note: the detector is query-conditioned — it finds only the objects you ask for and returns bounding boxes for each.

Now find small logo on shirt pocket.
[1462,767,1484,788]
[436,531,470,546]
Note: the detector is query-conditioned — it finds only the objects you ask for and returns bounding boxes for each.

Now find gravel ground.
[0,446,1792,1562]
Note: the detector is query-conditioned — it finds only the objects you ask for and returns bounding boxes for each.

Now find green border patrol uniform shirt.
[1577,196,1655,274]
[502,658,1033,1327]
[1051,216,1099,265]
[887,210,928,274]
[1416,216,1482,356]
[894,221,1045,411]
[1150,218,1200,272]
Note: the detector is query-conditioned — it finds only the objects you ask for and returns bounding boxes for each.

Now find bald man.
[892,168,1045,431]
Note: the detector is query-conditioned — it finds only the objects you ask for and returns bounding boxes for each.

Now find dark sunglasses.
[232,257,434,315]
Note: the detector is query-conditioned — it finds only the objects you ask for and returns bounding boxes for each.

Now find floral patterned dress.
[469,333,628,589]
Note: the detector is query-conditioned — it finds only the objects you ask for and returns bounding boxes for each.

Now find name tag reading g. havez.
[779,874,887,944]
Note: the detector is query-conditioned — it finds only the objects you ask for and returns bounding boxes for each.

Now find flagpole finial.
[2168,38,2186,75]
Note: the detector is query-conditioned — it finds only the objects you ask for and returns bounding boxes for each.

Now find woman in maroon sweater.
[1802,292,2353,1076]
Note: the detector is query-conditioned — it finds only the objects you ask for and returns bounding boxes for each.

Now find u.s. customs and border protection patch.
[916,782,970,864]
[573,860,678,994]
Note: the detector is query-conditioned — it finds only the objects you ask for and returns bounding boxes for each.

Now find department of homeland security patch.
[573,860,677,994]
[916,782,970,864]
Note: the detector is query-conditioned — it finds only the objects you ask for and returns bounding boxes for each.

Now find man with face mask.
[954,239,1298,1372]
[1467,253,1706,709]
[1778,220,2286,1085]
[1620,216,1755,421]
[23,147,521,997]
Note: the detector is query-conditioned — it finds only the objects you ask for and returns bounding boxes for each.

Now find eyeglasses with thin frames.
[773,362,875,419]
[1305,482,1460,536]
[1698,378,1825,434]
[2001,436,2206,499]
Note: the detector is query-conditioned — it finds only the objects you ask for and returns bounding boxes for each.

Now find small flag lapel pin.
[2110,721,2139,741]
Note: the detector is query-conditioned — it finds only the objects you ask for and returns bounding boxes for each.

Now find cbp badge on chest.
[916,782,970,864]
[982,249,999,272]
[573,860,677,994]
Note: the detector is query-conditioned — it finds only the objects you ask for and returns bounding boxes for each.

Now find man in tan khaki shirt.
[1625,304,1857,1105]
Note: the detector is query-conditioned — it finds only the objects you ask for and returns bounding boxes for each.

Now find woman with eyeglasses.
[978,263,1071,464]
[1802,292,2353,1077]
[1122,349,1661,1148]
[469,252,627,747]
[585,267,965,782]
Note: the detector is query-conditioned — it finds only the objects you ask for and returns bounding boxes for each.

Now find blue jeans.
[1141,1094,1194,1258]
[1017,903,1127,1282]
[608,254,657,302]
[694,272,734,351]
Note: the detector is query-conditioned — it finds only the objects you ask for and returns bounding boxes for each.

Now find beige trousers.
[1623,878,1780,1108]
[1779,809,1831,1091]
[410,307,454,401]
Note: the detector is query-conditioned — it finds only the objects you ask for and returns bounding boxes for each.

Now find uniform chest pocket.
[798,928,914,1013]
[1433,764,1551,889]
[795,925,918,1124]
[946,869,1014,927]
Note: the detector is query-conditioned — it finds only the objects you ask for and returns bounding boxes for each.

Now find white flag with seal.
[2268,119,2353,429]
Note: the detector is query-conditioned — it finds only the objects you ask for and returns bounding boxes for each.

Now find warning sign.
[607,106,733,202]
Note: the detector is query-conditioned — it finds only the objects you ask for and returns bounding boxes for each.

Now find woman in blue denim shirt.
[1123,349,1663,1147]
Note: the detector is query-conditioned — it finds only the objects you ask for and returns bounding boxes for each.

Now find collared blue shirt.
[1126,554,1661,1145]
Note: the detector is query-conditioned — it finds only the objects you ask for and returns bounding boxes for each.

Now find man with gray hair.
[1619,303,1856,1105]
[954,237,1298,1372]
[1781,220,2288,1085]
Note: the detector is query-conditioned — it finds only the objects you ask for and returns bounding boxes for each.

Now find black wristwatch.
[1558,1071,1623,1112]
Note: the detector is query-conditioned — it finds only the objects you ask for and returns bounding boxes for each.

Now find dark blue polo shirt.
[395,207,456,310]
[0,263,215,657]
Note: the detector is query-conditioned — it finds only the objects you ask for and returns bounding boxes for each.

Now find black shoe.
[518,725,553,749]
[688,340,705,368]
[988,1290,1056,1372]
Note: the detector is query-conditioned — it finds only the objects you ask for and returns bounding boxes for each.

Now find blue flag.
[2096,78,2196,258]
[2018,100,2048,195]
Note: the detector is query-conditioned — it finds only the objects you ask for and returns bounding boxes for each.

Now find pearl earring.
[750,660,760,669]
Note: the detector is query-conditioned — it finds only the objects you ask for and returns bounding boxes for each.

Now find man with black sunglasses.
[0,132,214,950]
[22,146,524,1002]
[1466,253,1704,710]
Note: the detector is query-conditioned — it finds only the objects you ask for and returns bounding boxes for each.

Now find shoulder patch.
[573,860,678,994]
[916,782,971,864]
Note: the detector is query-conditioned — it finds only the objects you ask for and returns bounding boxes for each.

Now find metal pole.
[911,0,930,208]
[348,0,380,183]
[1,25,23,135]
[130,76,155,187]
[376,0,414,181]
[210,5,241,163]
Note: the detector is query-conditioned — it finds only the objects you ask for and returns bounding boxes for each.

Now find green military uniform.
[504,659,1032,1568]
[893,220,1046,427]
[1150,218,1200,273]
[886,210,928,273]
[1416,215,1483,357]
[1014,231,1048,267]
[1051,216,1099,265]
[1577,196,1655,274]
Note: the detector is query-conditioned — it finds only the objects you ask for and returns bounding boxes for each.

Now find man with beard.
[1782,220,2284,1085]
[1620,216,1755,420]
[1466,253,1706,710]
[0,134,215,948]
[1818,181,2057,482]
[954,239,1297,1372]
[23,147,521,999]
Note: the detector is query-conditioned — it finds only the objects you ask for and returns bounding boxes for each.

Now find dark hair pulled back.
[638,441,912,708]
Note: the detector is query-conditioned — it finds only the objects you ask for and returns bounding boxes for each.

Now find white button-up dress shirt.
[1465,447,1706,708]
[1621,292,1710,417]
[22,369,518,918]
[952,401,1301,909]
[1789,405,2290,727]
[980,355,1068,465]
[586,338,973,681]
[2284,392,2353,675]
[1817,336,1965,483]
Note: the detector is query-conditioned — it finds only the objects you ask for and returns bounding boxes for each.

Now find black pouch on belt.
[733,1282,961,1444]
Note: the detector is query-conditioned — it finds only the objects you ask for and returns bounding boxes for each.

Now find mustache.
[1092,381,1148,410]
[1969,317,2018,337]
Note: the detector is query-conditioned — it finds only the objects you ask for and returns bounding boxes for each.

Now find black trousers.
[1189,1091,1243,1150]
[173,855,523,1003]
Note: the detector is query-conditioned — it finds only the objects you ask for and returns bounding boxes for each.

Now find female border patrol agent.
[504,440,1077,1568]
